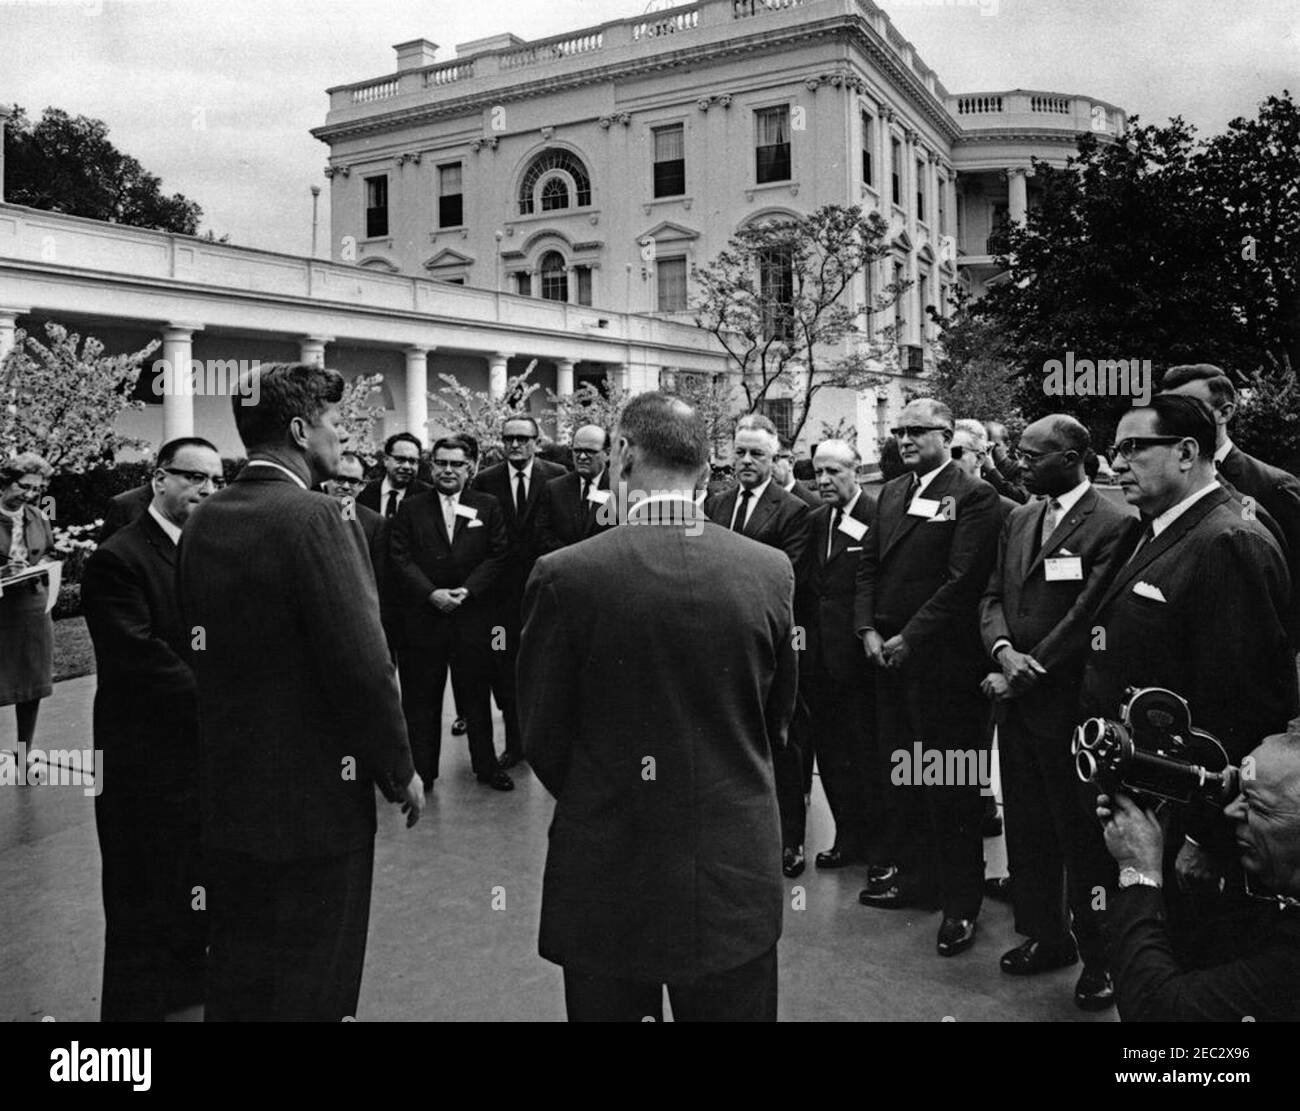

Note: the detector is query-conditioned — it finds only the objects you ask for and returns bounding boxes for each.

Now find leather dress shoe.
[782,846,805,878]
[1074,965,1115,1011]
[864,864,898,890]
[981,812,1004,838]
[858,883,912,909]
[450,717,467,736]
[999,937,1079,976]
[497,750,523,770]
[815,845,859,869]
[936,916,977,957]
[477,770,515,791]
[983,876,1012,903]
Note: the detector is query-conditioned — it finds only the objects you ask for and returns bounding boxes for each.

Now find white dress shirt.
[730,477,771,530]
[508,460,535,506]
[439,491,460,538]
[147,504,182,546]
[380,476,414,515]
[1214,438,1234,467]
[914,457,953,498]
[1150,478,1220,539]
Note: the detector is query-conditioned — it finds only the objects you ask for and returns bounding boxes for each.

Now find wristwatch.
[1118,867,1162,890]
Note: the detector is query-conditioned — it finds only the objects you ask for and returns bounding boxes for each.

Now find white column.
[161,324,202,441]
[1007,168,1028,225]
[0,307,27,363]
[404,346,431,445]
[299,335,333,366]
[556,359,576,397]
[0,106,11,205]
[488,352,514,400]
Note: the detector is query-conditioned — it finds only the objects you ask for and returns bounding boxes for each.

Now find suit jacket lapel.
[745,484,780,538]
[1026,488,1097,577]
[139,511,177,567]
[882,465,954,559]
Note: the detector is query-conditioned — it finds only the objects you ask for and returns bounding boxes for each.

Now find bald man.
[979,415,1135,1010]
[536,424,614,554]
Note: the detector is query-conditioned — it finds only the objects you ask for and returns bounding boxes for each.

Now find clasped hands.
[429,587,468,614]
[980,645,1048,702]
[862,629,910,669]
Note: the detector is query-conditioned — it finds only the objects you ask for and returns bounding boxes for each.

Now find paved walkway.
[0,675,1114,1022]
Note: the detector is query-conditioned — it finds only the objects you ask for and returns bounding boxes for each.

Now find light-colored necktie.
[827,507,839,561]
[1040,497,1061,548]
[443,496,457,538]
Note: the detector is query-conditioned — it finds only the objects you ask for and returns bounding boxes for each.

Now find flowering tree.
[336,373,387,459]
[429,359,543,463]
[665,372,739,456]
[546,374,631,440]
[0,322,157,472]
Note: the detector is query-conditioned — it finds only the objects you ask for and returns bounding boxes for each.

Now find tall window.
[438,163,463,228]
[755,106,791,183]
[576,266,593,306]
[652,124,686,198]
[540,251,568,301]
[916,159,926,221]
[893,259,906,337]
[518,149,592,215]
[657,257,688,312]
[919,269,931,337]
[938,175,947,234]
[365,175,388,238]
[890,137,901,205]
[759,246,794,340]
[861,111,874,187]
[757,399,793,442]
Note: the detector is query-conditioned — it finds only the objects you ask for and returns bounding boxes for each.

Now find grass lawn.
[53,616,95,683]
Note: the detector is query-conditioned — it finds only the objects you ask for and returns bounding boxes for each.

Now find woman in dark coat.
[0,452,56,752]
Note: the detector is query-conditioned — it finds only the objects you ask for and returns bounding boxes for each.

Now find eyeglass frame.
[159,467,224,489]
[1108,436,1187,462]
[890,425,951,440]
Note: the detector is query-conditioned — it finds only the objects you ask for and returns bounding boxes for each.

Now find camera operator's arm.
[1099,793,1299,1021]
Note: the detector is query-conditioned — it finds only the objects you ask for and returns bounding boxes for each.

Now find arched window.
[540,251,569,302]
[519,149,592,215]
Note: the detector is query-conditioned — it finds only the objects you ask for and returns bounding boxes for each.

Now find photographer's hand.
[1096,791,1163,874]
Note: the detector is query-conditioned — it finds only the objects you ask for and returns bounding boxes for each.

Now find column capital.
[162,322,204,339]
[403,344,433,357]
[300,333,335,345]
[0,306,31,320]
[489,351,516,363]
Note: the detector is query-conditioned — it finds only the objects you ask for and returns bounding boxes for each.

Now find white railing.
[1030,95,1070,114]
[632,5,701,40]
[957,95,1003,115]
[500,30,605,70]
[732,0,806,19]
[350,78,399,105]
[424,61,474,88]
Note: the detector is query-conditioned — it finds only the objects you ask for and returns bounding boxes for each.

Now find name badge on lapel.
[453,504,479,520]
[908,496,941,519]
[838,515,867,541]
[1044,555,1083,581]
[587,487,611,505]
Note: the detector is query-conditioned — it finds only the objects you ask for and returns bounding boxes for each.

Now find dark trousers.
[95,780,207,1021]
[491,606,522,757]
[205,844,374,1022]
[1000,709,1115,965]
[400,630,495,780]
[776,689,809,849]
[876,667,987,919]
[562,945,778,1022]
[807,671,881,858]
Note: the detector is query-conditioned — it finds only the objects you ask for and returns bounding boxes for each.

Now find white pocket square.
[466,518,484,529]
[1132,581,1166,602]
[846,545,863,552]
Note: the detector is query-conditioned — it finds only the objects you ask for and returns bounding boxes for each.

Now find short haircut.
[735,413,780,443]
[953,419,988,450]
[1042,414,1091,456]
[813,439,860,466]
[1160,363,1238,408]
[337,449,367,471]
[1140,394,1217,459]
[502,414,540,437]
[907,397,954,429]
[156,436,218,471]
[384,432,423,457]
[432,435,473,458]
[0,452,53,486]
[233,362,345,452]
[458,432,480,462]
[617,391,708,472]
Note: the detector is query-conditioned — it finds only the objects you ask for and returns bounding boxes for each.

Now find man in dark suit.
[82,436,224,1022]
[356,432,431,519]
[774,441,822,507]
[177,362,423,1022]
[389,436,512,791]
[1080,394,1296,953]
[519,392,798,1021]
[978,415,1135,1010]
[854,398,1003,957]
[803,440,880,869]
[536,424,613,554]
[325,449,385,577]
[471,415,566,768]
[1160,363,1300,636]
[99,482,155,544]
[705,413,812,876]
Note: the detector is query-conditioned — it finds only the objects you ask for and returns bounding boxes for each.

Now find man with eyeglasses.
[357,433,431,521]
[772,440,820,508]
[536,424,615,554]
[853,398,1002,957]
[472,415,566,769]
[82,436,224,1021]
[1080,394,1297,963]
[978,415,1134,1010]
[391,436,512,791]
[326,450,385,576]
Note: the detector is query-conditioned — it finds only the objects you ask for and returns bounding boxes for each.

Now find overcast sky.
[5,0,1297,254]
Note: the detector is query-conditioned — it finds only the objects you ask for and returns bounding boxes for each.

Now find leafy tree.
[922,293,1023,431]
[546,374,631,441]
[1233,357,1300,475]
[3,104,204,234]
[0,321,158,472]
[429,360,543,464]
[691,203,901,443]
[666,371,739,456]
[336,373,387,458]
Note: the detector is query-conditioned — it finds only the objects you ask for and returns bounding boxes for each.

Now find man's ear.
[288,416,311,451]
[1219,400,1237,425]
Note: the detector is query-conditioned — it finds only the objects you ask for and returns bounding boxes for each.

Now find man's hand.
[1175,839,1225,895]
[882,634,909,669]
[429,588,463,613]
[400,773,424,828]
[1096,791,1164,873]
[980,672,1012,701]
[862,629,887,667]
[997,645,1046,692]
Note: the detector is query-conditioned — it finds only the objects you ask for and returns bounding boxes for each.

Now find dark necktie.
[581,478,591,505]
[1126,521,1155,564]
[515,469,527,517]
[385,490,399,519]
[906,472,920,508]
[733,488,753,533]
